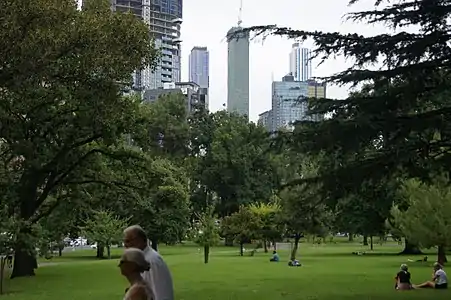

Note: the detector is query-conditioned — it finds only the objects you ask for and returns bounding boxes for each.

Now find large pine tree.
[242,0,451,190]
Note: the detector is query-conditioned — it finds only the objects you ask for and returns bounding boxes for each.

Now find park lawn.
[1,242,450,300]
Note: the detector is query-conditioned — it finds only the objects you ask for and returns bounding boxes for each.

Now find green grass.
[1,241,450,299]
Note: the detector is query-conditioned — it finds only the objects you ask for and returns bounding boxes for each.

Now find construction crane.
[237,0,243,27]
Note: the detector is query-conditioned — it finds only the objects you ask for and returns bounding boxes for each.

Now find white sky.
[182,0,391,121]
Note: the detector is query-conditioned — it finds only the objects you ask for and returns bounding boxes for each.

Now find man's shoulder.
[145,248,167,265]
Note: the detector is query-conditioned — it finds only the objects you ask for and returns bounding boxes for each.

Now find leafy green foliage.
[134,94,190,160]
[0,0,159,277]
[391,176,451,263]
[248,201,284,250]
[192,111,277,217]
[221,206,262,256]
[193,204,220,263]
[132,158,190,249]
[81,211,129,259]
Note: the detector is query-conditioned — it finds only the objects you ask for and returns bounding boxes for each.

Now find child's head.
[400,264,408,271]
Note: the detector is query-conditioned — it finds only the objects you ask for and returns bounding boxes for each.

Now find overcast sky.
[182,0,394,120]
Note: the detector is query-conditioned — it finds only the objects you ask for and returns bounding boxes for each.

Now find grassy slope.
[1,241,450,300]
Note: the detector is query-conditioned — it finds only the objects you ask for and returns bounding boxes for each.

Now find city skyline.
[181,0,393,121]
[82,0,396,121]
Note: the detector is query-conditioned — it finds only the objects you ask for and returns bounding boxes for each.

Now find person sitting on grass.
[269,251,279,262]
[414,262,447,289]
[394,264,412,290]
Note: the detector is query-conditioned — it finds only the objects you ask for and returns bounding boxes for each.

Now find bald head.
[123,225,148,250]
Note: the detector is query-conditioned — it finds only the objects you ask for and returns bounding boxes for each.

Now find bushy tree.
[0,0,158,277]
[391,177,451,264]
[221,206,262,256]
[81,210,129,259]
[132,159,190,251]
[248,200,283,252]
[193,203,220,264]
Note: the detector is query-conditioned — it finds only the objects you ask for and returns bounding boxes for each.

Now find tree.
[278,158,333,261]
[221,206,262,256]
[81,210,128,259]
[195,111,277,217]
[133,93,191,161]
[132,158,190,251]
[248,200,283,252]
[391,177,451,265]
[237,1,451,255]
[279,185,333,261]
[193,202,220,264]
[0,0,158,277]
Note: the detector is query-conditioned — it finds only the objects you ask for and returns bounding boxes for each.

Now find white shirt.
[435,269,447,285]
[142,246,174,300]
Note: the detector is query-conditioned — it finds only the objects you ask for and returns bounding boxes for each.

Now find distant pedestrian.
[123,225,174,300]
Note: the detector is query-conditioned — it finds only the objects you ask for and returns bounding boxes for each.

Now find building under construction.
[110,0,183,90]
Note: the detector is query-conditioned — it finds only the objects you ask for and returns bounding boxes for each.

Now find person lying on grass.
[414,262,448,289]
[394,264,412,290]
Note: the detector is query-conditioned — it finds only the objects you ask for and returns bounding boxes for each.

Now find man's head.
[123,225,148,250]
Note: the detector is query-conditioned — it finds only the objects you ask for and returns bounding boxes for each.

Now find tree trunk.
[107,246,111,259]
[348,234,354,242]
[96,245,105,258]
[263,240,268,253]
[290,234,301,261]
[10,250,36,278]
[204,245,209,264]
[363,235,368,246]
[239,242,244,256]
[225,236,234,247]
[12,184,39,278]
[151,240,158,251]
[58,247,63,257]
[370,236,373,250]
[437,245,447,265]
[0,257,5,294]
[399,239,423,255]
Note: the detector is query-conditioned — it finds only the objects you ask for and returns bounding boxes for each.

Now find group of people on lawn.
[395,262,447,290]
[269,250,447,291]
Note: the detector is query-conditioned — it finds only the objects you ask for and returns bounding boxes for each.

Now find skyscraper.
[227,27,249,119]
[189,47,209,88]
[111,0,183,90]
[289,43,312,81]
[271,74,309,131]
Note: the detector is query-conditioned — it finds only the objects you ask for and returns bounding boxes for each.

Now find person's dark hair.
[125,225,148,242]
[273,250,277,254]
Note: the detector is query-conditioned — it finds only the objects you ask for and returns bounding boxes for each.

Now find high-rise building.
[227,27,249,119]
[271,74,309,131]
[289,43,312,81]
[111,0,183,91]
[258,110,273,132]
[189,47,209,88]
